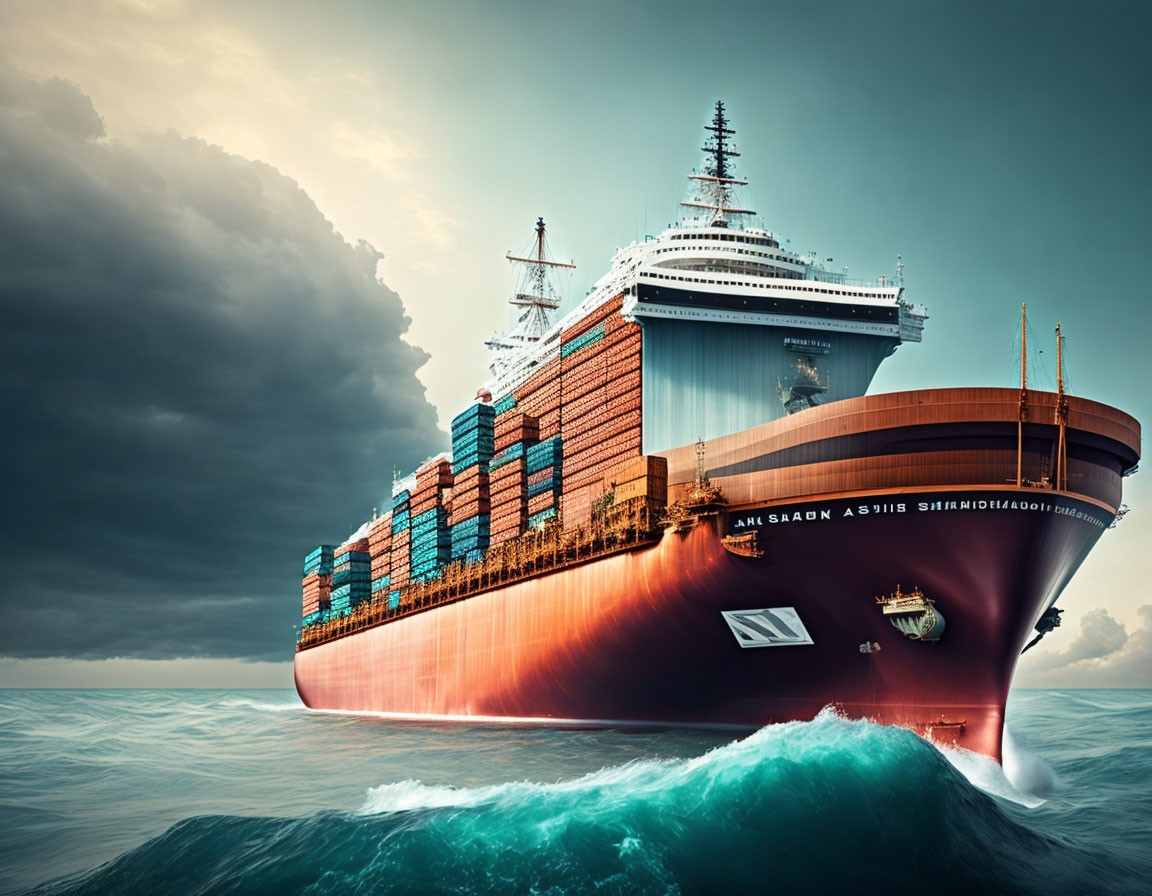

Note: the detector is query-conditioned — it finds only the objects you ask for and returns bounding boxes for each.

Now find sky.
[0,0,1149,687]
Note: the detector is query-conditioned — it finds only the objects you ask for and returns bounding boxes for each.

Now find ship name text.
[731,497,1110,531]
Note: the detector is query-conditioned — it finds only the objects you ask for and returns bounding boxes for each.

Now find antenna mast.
[680,101,756,228]
[1055,321,1069,490]
[486,217,576,374]
[1017,302,1028,488]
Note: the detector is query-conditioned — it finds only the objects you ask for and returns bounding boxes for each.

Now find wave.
[27,711,1143,896]
[934,726,1054,809]
[215,697,307,714]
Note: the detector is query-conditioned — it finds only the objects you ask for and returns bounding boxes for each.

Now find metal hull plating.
[295,487,1112,759]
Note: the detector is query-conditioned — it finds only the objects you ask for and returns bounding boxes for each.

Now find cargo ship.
[294,103,1140,761]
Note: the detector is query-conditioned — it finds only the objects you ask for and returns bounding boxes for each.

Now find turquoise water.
[0,689,1148,894]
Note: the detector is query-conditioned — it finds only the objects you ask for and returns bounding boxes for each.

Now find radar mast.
[486,217,575,376]
[680,101,756,229]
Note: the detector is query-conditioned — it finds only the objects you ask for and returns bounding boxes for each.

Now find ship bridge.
[483,101,928,455]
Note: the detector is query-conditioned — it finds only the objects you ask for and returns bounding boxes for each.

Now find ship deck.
[660,387,1139,513]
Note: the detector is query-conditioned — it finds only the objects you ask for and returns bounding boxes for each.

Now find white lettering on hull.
[730,495,1110,532]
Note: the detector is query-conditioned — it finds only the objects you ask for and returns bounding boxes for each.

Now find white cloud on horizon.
[0,657,295,688]
[1015,605,1152,688]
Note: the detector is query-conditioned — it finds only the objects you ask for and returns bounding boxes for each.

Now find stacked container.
[525,435,563,528]
[330,538,370,616]
[302,544,334,579]
[368,513,393,599]
[301,544,334,625]
[494,412,540,454]
[389,488,412,601]
[450,464,491,522]
[451,402,496,470]
[513,348,563,438]
[558,295,643,491]
[605,455,668,505]
[297,292,649,614]
[410,457,453,582]
[489,443,528,545]
[449,402,496,561]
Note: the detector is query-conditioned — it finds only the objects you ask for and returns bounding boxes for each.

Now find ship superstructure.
[482,102,927,452]
[293,103,1137,762]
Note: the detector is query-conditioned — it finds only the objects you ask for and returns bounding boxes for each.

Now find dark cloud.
[0,64,444,661]
[1017,606,1152,687]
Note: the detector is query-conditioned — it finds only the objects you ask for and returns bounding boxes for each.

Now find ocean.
[0,689,1148,895]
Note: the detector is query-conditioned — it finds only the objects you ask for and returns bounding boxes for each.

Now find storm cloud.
[0,65,444,660]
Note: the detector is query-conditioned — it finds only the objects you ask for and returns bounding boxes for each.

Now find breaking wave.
[27,711,1144,896]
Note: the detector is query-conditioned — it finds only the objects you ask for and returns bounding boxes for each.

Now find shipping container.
[527,507,558,529]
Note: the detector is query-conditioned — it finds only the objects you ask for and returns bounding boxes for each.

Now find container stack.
[368,513,392,599]
[449,402,496,562]
[526,435,563,528]
[301,544,334,625]
[330,538,370,616]
[390,488,412,597]
[410,456,453,582]
[449,465,490,523]
[512,347,562,439]
[489,443,528,545]
[451,402,496,470]
[449,466,491,561]
[297,291,650,622]
[558,295,644,491]
[605,454,668,506]
[494,412,540,454]
[302,544,334,579]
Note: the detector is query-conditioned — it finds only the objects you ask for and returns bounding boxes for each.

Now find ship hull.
[295,487,1113,759]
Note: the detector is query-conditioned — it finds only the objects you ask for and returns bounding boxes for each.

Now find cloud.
[0,64,444,661]
[1025,608,1130,672]
[1016,606,1152,688]
[0,657,293,688]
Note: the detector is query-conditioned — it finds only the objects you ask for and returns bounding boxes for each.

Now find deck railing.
[297,498,664,652]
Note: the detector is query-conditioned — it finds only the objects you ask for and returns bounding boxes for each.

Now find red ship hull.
[296,488,1110,759]
[295,389,1140,760]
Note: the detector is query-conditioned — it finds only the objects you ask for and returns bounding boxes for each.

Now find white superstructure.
[484,102,927,401]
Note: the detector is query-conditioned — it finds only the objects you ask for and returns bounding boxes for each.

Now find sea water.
[0,689,1148,895]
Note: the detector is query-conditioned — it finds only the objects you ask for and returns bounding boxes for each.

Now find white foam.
[358,757,678,816]
[360,779,500,813]
[1001,726,1057,797]
[219,697,307,713]
[933,727,1055,809]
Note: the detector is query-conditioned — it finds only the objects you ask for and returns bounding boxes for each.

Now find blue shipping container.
[451,401,495,432]
[527,476,559,498]
[305,545,335,564]
[303,559,333,577]
[526,437,563,474]
[528,507,558,528]
[490,443,525,470]
[561,322,606,358]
